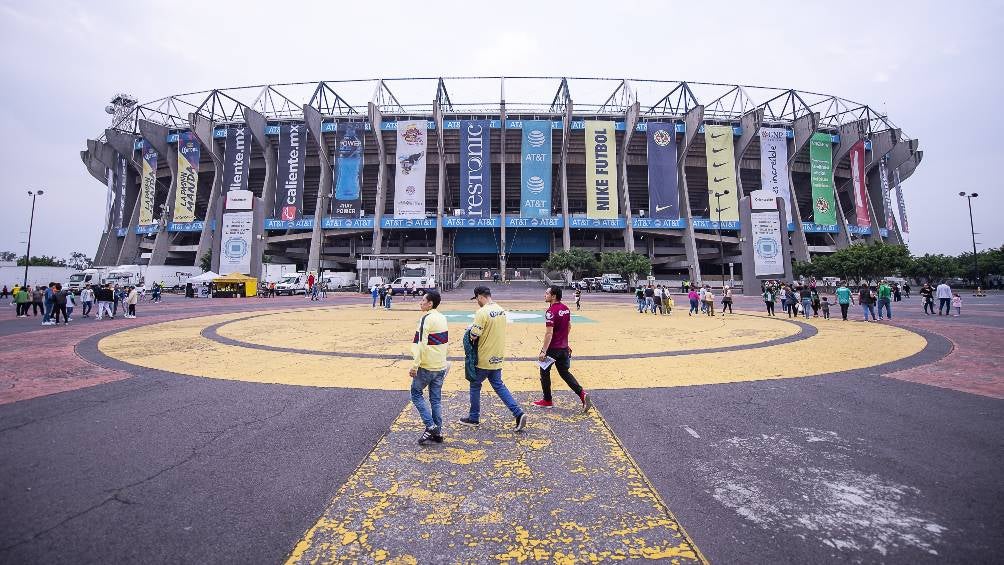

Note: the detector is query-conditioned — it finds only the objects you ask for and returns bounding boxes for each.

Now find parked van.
[275,273,308,295]
[320,271,357,290]
[67,267,111,293]
[390,276,436,296]
[600,273,629,292]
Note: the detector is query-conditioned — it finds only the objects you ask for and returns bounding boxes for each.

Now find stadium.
[80,77,921,291]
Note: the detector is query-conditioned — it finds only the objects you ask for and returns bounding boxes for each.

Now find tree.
[541,249,598,279]
[199,250,213,272]
[904,253,959,283]
[65,252,93,271]
[598,251,651,284]
[17,255,66,267]
[0,251,17,263]
[799,243,911,283]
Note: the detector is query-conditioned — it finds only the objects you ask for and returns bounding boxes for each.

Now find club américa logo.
[402,125,423,144]
[653,129,672,147]
[815,197,830,214]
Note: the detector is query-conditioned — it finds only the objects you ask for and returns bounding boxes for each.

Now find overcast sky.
[1,0,1001,261]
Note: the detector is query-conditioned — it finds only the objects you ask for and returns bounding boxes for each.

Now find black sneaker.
[458,417,480,427]
[514,413,528,432]
[418,427,439,445]
[431,427,444,443]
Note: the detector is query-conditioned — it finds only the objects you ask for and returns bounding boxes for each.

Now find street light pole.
[714,190,730,290]
[23,190,44,288]
[959,192,980,288]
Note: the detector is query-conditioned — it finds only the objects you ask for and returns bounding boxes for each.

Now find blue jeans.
[689,299,699,314]
[862,303,876,320]
[372,293,378,307]
[384,294,392,309]
[877,297,892,319]
[43,300,53,322]
[468,367,523,422]
[801,299,811,318]
[637,297,645,312]
[411,367,446,430]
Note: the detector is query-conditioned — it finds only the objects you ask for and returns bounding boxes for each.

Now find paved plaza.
[1,286,1002,564]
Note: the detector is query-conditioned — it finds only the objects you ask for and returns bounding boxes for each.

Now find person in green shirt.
[834,282,854,321]
[14,288,30,317]
[877,281,893,320]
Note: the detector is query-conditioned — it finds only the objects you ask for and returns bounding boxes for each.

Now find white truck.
[105,264,146,288]
[67,267,111,293]
[320,271,357,290]
[390,261,437,295]
[600,273,629,292]
[274,272,309,295]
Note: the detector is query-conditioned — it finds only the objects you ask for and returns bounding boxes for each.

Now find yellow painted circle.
[97,301,927,391]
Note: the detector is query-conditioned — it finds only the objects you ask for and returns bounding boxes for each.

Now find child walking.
[821,296,830,319]
[952,292,962,317]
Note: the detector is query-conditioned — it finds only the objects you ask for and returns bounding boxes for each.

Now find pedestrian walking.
[893,283,902,302]
[877,280,893,320]
[703,285,715,316]
[126,286,139,318]
[859,284,877,321]
[378,284,387,308]
[919,283,935,314]
[95,284,115,320]
[574,288,581,311]
[532,285,591,412]
[635,286,646,313]
[721,286,733,315]
[384,284,393,310]
[1,285,7,299]
[51,283,69,325]
[799,286,812,319]
[14,286,29,317]
[688,288,700,316]
[410,290,449,445]
[821,296,831,319]
[65,286,75,321]
[810,287,821,317]
[952,292,962,316]
[31,286,44,317]
[652,285,664,315]
[371,284,380,307]
[644,285,655,313]
[662,287,674,314]
[936,281,952,316]
[459,286,527,431]
[835,281,853,321]
[763,286,776,316]
[80,285,94,317]
[904,283,911,298]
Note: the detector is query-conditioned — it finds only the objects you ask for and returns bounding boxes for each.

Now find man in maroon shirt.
[533,285,591,413]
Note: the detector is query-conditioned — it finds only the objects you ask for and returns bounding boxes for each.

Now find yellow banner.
[704,125,739,222]
[139,149,156,225]
[585,121,618,219]
[173,134,199,223]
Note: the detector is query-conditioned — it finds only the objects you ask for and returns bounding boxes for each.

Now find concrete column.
[189,113,225,269]
[87,139,124,266]
[787,112,818,262]
[105,130,144,266]
[733,108,764,200]
[499,101,507,274]
[740,195,793,295]
[433,101,446,255]
[559,102,572,252]
[368,102,386,254]
[620,102,639,252]
[678,105,705,283]
[304,104,331,273]
[244,105,273,274]
[138,119,175,266]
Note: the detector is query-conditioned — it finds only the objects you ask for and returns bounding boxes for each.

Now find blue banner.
[520,120,552,217]
[167,221,208,232]
[223,126,250,193]
[569,217,626,229]
[632,218,686,229]
[380,217,437,229]
[333,122,364,218]
[442,216,565,229]
[274,123,305,220]
[646,123,680,219]
[460,120,491,217]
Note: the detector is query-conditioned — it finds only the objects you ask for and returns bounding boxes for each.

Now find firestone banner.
[880,160,894,231]
[751,211,785,276]
[894,168,909,234]
[394,120,427,219]
[219,210,253,275]
[850,140,869,227]
[140,142,158,225]
[174,131,199,223]
[758,128,791,223]
[646,123,679,220]
[809,133,837,225]
[704,125,739,222]
[520,120,552,217]
[460,120,491,218]
[333,122,363,218]
[586,121,618,219]
[274,123,305,221]
[223,126,250,193]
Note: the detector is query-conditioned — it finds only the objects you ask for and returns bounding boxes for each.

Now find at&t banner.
[274,123,305,221]
[850,140,870,227]
[460,120,490,217]
[894,168,909,235]
[646,123,679,219]
[586,121,618,219]
[174,131,199,223]
[758,128,791,223]
[520,120,551,217]
[809,133,837,225]
[223,126,250,193]
[704,125,739,222]
[394,120,427,219]
[333,122,363,218]
[139,142,158,225]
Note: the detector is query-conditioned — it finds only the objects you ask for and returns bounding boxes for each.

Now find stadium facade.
[80,77,920,290]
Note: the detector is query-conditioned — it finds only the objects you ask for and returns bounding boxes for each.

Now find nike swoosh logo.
[712,147,726,153]
[713,176,729,183]
[655,205,672,212]
[712,162,728,168]
[710,133,724,139]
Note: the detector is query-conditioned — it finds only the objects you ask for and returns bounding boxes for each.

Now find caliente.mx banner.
[394,120,427,219]
[139,142,158,225]
[758,127,791,223]
[809,132,837,225]
[460,120,491,217]
[704,125,739,222]
[894,168,909,235]
[880,160,894,231]
[520,120,552,217]
[174,131,199,223]
[273,123,305,221]
[116,155,129,230]
[646,123,679,220]
[333,122,364,218]
[104,166,114,233]
[586,121,618,219]
[850,140,870,227]
[223,126,250,193]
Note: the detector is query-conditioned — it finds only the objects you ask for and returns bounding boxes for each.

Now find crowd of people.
[2,282,143,325]
[758,279,963,321]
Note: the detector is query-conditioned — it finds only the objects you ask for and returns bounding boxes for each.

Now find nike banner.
[646,123,679,220]
[894,168,909,234]
[704,125,739,222]
[394,120,427,219]
[332,122,363,218]
[274,123,305,221]
[879,160,894,231]
[586,121,618,219]
[520,120,552,218]
[460,120,491,218]
[139,142,158,225]
[809,132,837,225]
[174,131,199,223]
[223,126,250,193]
[850,140,869,228]
[758,128,791,224]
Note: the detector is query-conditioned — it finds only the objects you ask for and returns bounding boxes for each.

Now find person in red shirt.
[533,285,591,413]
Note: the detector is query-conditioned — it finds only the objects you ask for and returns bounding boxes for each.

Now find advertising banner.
[704,125,739,222]
[894,168,909,234]
[116,155,129,229]
[520,120,552,217]
[174,131,199,223]
[879,160,894,231]
[139,142,158,225]
[104,167,114,233]
[460,120,491,217]
[809,132,837,225]
[646,123,679,219]
[586,121,618,219]
[333,122,364,218]
[751,211,785,276]
[394,120,427,219]
[222,125,250,193]
[758,128,791,223]
[273,123,305,221]
[850,140,869,227]
[219,211,254,275]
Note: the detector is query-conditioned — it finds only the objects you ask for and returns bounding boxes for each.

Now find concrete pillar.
[620,102,639,252]
[678,105,705,283]
[787,112,818,262]
[105,130,144,267]
[304,104,331,273]
[368,102,386,254]
[559,101,572,252]
[244,105,273,275]
[499,100,507,274]
[138,119,174,266]
[189,112,224,270]
[87,139,124,266]
[733,108,764,200]
[740,195,793,295]
[433,101,446,255]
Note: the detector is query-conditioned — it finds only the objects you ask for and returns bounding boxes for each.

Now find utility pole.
[23,190,44,288]
[959,192,980,288]
[714,190,730,289]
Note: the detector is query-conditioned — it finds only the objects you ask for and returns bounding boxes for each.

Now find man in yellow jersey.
[459,286,527,431]
[410,290,449,445]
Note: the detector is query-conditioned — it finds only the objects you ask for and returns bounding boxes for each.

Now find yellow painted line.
[284,393,707,564]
